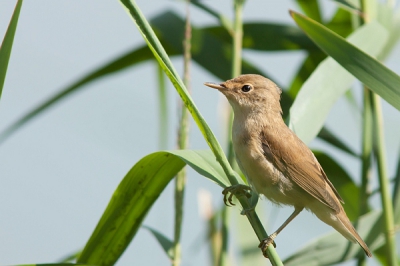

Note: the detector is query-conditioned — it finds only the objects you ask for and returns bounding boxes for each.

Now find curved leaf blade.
[0,0,23,100]
[77,150,227,265]
[17,264,89,266]
[0,45,160,142]
[190,1,233,32]
[290,10,400,111]
[295,0,322,23]
[143,226,174,260]
[289,21,388,144]
[206,23,319,51]
[317,127,358,157]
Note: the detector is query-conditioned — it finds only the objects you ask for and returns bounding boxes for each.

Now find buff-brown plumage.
[205,74,371,257]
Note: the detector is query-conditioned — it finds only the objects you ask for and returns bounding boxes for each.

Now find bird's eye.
[241,85,252,92]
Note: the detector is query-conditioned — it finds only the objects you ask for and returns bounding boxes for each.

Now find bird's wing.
[261,128,343,213]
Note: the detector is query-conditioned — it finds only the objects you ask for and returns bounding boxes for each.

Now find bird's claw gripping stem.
[258,235,277,258]
[222,184,252,206]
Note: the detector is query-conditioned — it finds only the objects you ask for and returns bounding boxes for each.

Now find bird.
[204,74,372,257]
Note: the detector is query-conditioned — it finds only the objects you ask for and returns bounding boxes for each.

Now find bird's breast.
[232,129,281,188]
[232,125,306,207]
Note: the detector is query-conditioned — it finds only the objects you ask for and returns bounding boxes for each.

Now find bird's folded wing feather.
[261,129,343,213]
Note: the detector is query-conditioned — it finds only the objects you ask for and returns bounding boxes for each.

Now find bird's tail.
[336,211,372,257]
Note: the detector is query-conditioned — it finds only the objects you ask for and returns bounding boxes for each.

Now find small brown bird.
[205,74,372,257]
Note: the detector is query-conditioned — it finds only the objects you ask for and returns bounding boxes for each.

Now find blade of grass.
[371,94,397,265]
[0,0,23,101]
[295,0,322,22]
[317,127,358,157]
[331,0,362,14]
[16,264,90,266]
[78,150,227,265]
[288,21,388,144]
[290,10,400,111]
[207,23,319,52]
[0,45,161,142]
[143,225,174,260]
[393,147,400,220]
[191,0,233,33]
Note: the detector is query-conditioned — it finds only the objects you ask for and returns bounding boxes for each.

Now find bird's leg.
[222,184,252,206]
[259,207,303,257]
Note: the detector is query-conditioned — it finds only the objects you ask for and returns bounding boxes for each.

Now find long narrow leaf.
[290,10,400,111]
[331,0,362,13]
[317,127,358,157]
[0,0,23,100]
[393,147,400,221]
[0,45,159,142]
[295,0,322,22]
[16,264,90,266]
[289,21,388,144]
[143,226,174,260]
[191,0,233,32]
[207,23,319,51]
[77,150,228,265]
[288,7,352,98]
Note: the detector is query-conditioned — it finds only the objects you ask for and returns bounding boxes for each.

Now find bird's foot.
[258,234,277,258]
[222,184,252,207]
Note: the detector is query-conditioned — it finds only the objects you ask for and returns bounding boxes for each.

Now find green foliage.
[289,21,388,144]
[77,150,230,265]
[143,226,174,260]
[291,10,400,111]
[0,0,22,100]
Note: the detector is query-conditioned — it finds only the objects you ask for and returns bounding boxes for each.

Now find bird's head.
[205,74,282,116]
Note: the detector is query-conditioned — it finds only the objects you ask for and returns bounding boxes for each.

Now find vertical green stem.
[241,198,282,266]
[231,0,243,79]
[226,0,244,164]
[218,1,244,265]
[218,206,229,266]
[371,94,397,266]
[156,64,168,149]
[359,1,397,263]
[172,1,191,266]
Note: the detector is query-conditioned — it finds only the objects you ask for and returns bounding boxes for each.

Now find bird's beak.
[204,82,227,91]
